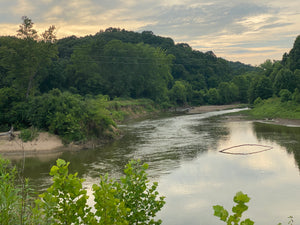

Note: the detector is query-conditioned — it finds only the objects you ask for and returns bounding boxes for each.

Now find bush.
[253,97,262,105]
[37,159,165,224]
[19,127,39,142]
[292,88,300,103]
[279,89,292,102]
[0,156,38,224]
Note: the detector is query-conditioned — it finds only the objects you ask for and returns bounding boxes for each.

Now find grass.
[242,98,300,120]
[104,98,158,123]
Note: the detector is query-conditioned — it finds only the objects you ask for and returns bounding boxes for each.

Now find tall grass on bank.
[244,98,300,119]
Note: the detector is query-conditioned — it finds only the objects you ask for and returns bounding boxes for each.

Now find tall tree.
[289,35,300,71]
[16,16,38,40]
[273,68,296,95]
[14,16,58,98]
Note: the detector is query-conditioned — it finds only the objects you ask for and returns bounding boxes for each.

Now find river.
[9,108,300,225]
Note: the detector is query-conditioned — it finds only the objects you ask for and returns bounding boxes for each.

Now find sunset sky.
[0,0,299,65]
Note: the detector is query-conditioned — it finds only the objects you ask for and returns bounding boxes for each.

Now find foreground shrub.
[37,158,165,224]
[0,156,38,224]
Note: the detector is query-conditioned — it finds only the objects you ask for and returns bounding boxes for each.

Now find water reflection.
[158,120,300,225]
[253,122,300,171]
[3,108,300,225]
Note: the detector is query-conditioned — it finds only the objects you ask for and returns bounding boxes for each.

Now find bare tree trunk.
[26,73,35,99]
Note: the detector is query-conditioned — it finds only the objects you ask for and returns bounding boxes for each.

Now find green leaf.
[241,218,254,225]
[234,191,250,203]
[56,158,66,167]
[213,205,229,222]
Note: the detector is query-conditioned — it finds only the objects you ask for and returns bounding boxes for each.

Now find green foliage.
[37,158,165,224]
[0,87,22,131]
[273,68,296,95]
[279,89,292,102]
[93,175,129,225]
[207,88,220,105]
[218,82,239,104]
[0,156,38,224]
[253,97,262,105]
[0,17,58,99]
[292,88,300,103]
[244,97,300,119]
[116,159,166,224]
[288,35,300,71]
[169,80,188,105]
[248,75,273,103]
[213,191,254,225]
[92,160,166,225]
[26,90,87,142]
[38,158,94,224]
[67,39,174,102]
[19,127,39,142]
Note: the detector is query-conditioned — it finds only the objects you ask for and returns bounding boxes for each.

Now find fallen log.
[0,126,15,140]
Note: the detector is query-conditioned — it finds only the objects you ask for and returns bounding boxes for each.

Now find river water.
[10,108,300,225]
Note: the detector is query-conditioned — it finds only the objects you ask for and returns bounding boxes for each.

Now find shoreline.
[1,104,300,155]
[0,132,81,156]
[187,104,242,114]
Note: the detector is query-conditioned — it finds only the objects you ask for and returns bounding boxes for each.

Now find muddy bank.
[223,114,300,127]
[187,104,243,114]
[254,118,300,127]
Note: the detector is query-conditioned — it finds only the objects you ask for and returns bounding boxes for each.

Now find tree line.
[0,17,300,141]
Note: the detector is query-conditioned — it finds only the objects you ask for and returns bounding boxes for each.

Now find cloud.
[11,0,35,16]
[0,0,299,65]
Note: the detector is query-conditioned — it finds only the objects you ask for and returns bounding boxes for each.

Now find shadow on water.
[253,122,300,171]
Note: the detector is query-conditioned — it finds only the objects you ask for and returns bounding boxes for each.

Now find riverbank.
[187,103,300,127]
[1,103,299,154]
[0,132,68,155]
[187,104,243,114]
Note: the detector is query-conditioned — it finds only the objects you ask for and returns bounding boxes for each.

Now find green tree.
[169,80,187,105]
[288,35,300,71]
[0,87,21,130]
[259,59,274,77]
[248,76,273,103]
[232,75,249,103]
[0,17,58,98]
[207,88,220,105]
[279,89,292,102]
[218,82,239,104]
[273,68,296,95]
[292,88,300,103]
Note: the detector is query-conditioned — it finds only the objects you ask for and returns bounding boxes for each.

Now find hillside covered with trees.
[1,17,299,142]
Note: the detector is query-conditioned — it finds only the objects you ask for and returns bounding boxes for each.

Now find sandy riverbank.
[0,132,77,155]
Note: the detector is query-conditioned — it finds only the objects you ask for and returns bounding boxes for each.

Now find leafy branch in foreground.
[213,191,295,225]
[213,191,254,225]
[37,158,165,224]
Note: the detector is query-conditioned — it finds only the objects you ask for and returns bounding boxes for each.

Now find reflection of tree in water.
[253,122,300,171]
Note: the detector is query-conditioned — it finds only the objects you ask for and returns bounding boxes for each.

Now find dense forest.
[1,17,300,141]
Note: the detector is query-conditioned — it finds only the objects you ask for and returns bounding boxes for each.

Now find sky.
[0,0,299,65]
